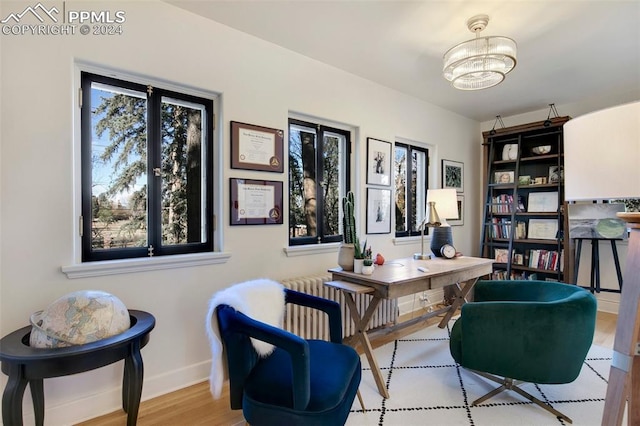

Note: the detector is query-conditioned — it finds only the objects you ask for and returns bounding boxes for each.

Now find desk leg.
[439,278,478,328]
[343,293,390,399]
[30,379,44,426]
[123,341,144,426]
[2,364,27,426]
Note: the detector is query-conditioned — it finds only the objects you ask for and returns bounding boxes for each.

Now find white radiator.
[281,273,397,340]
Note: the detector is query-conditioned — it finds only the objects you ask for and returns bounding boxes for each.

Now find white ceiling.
[168,1,640,122]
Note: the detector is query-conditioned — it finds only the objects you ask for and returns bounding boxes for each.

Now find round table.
[0,309,155,426]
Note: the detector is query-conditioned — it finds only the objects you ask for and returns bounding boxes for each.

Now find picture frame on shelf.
[442,159,464,192]
[527,191,559,212]
[528,219,559,240]
[366,188,391,234]
[366,138,392,186]
[518,175,531,185]
[549,165,563,183]
[448,195,464,226]
[230,178,283,225]
[231,121,284,172]
[494,170,514,184]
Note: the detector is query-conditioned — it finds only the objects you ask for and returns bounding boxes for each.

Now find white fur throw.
[205,279,286,399]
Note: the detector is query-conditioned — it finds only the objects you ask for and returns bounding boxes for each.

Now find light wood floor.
[78,310,618,426]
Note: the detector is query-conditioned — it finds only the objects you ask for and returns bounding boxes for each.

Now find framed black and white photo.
[230,178,283,225]
[231,121,284,172]
[366,138,392,186]
[442,159,464,192]
[366,188,391,234]
[448,195,464,226]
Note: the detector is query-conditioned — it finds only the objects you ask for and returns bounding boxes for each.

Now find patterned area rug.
[346,320,611,426]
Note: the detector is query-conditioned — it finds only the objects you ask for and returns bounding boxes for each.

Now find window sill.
[283,242,341,257]
[61,251,232,279]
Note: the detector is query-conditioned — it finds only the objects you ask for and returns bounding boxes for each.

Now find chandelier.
[443,15,517,90]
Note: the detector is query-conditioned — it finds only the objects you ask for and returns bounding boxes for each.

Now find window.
[80,72,214,262]
[288,118,351,246]
[394,142,429,237]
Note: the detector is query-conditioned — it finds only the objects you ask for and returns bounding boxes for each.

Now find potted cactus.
[338,191,357,271]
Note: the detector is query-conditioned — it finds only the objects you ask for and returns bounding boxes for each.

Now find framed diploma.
[230,178,283,225]
[231,121,284,172]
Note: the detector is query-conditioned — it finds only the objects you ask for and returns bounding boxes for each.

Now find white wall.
[0,2,480,424]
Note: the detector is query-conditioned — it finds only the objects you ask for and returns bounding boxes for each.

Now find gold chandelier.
[443,15,517,90]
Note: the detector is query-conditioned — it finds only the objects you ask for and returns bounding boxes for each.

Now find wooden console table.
[328,256,493,398]
[0,309,155,426]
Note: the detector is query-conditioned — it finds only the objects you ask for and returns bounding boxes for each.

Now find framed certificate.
[527,191,559,212]
[230,178,283,225]
[528,219,559,240]
[231,121,284,172]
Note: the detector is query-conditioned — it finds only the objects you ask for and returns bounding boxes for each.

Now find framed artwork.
[442,159,464,192]
[448,195,464,226]
[366,138,392,186]
[494,170,515,184]
[230,178,283,225]
[231,121,284,172]
[366,188,391,234]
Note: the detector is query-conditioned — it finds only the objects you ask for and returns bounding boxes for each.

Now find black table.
[0,309,155,426]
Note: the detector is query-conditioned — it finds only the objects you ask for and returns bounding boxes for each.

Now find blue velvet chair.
[449,280,597,423]
[216,288,362,425]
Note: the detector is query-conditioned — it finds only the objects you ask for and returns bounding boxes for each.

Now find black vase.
[430,227,453,257]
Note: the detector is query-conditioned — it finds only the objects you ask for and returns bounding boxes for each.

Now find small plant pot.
[338,244,355,271]
[362,265,375,275]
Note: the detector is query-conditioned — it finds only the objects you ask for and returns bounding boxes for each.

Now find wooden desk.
[328,256,493,398]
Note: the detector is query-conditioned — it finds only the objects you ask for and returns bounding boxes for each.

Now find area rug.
[346,320,611,426]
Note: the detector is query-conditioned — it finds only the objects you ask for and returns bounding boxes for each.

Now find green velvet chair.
[449,280,597,423]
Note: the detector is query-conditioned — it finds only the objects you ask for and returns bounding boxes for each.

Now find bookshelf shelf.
[480,117,570,282]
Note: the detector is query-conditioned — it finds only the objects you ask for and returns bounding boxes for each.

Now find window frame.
[80,71,215,262]
[394,141,430,238]
[288,117,351,247]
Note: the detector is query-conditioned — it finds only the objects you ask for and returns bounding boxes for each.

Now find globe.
[29,290,130,348]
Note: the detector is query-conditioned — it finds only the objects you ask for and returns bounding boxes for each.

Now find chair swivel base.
[468,369,573,424]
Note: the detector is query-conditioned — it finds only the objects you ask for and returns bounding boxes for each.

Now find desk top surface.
[329,256,493,286]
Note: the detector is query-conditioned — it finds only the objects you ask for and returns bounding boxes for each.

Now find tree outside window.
[288,118,350,246]
[395,142,429,237]
[81,72,214,261]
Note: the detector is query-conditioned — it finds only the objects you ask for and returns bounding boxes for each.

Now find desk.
[328,256,493,398]
[0,310,155,426]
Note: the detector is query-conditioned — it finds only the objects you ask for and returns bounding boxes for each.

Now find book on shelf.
[525,249,564,271]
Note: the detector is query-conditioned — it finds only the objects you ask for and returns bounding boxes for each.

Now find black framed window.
[80,72,214,262]
[288,118,351,246]
[394,142,429,237]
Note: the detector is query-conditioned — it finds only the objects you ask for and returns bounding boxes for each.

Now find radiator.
[281,273,398,340]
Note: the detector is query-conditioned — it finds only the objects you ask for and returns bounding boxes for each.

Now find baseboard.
[29,360,212,425]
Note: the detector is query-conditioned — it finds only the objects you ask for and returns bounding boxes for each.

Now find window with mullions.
[80,72,214,262]
[394,142,429,237]
[288,118,351,246]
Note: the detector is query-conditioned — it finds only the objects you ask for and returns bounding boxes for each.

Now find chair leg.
[356,389,366,411]
[468,369,573,424]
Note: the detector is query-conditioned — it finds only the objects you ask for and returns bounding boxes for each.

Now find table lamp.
[563,100,639,425]
[427,189,459,257]
[414,194,442,260]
